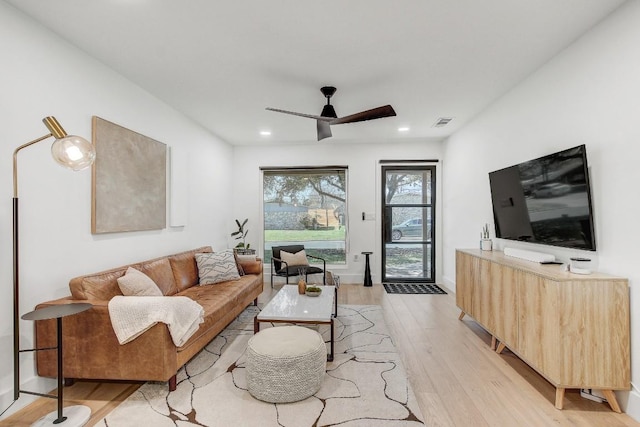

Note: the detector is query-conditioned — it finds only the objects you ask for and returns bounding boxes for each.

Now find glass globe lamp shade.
[51,135,96,171]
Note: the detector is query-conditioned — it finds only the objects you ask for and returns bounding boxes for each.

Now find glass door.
[382,166,435,282]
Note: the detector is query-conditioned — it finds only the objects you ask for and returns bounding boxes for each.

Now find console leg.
[490,336,497,351]
[555,387,565,409]
[496,342,506,354]
[458,311,465,320]
[168,375,177,392]
[602,389,622,413]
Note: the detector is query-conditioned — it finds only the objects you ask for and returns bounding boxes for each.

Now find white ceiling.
[6,0,627,145]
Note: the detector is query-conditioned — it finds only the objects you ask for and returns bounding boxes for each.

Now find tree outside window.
[262,168,347,264]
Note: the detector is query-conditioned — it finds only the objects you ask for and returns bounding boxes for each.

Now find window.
[262,167,347,265]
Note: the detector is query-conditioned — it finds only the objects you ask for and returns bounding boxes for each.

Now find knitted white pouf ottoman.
[246,325,326,403]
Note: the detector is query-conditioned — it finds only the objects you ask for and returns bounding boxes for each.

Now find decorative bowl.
[305,286,322,297]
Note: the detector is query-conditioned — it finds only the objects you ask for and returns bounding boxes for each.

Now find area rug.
[383,283,447,295]
[98,304,424,426]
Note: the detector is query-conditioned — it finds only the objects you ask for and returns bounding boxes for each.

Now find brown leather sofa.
[33,246,263,391]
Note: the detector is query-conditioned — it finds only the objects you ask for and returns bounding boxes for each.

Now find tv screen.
[489,145,596,251]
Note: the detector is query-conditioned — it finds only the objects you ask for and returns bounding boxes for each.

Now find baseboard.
[0,376,54,420]
[622,389,640,422]
[441,275,456,294]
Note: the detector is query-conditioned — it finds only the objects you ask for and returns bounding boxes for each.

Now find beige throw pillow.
[280,249,309,267]
[196,251,241,285]
[117,267,163,296]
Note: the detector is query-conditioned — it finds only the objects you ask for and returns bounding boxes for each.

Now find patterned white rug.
[98,304,425,426]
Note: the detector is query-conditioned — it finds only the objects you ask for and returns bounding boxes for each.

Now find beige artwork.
[91,116,166,234]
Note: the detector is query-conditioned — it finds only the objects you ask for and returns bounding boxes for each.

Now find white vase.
[480,239,493,251]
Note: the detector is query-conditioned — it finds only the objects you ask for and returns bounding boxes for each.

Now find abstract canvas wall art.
[92,116,166,234]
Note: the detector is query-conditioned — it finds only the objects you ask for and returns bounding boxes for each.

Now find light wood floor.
[2,283,638,426]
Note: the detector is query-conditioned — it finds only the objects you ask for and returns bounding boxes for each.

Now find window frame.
[260,166,349,266]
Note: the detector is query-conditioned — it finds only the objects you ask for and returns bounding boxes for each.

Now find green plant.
[481,223,490,239]
[231,218,250,249]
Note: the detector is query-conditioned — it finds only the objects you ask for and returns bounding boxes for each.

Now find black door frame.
[381,164,436,283]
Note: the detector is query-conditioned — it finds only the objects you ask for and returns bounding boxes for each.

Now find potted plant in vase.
[231,218,256,257]
[480,223,493,251]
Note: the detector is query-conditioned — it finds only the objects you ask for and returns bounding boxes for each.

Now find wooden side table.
[362,251,373,287]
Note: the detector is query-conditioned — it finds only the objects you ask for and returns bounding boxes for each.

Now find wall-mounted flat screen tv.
[489,144,596,251]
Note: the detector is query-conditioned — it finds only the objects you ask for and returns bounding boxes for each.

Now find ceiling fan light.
[321,104,337,119]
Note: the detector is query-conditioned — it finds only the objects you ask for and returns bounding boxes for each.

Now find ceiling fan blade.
[330,105,396,125]
[317,120,332,141]
[266,107,332,122]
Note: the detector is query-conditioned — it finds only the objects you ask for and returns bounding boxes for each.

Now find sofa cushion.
[170,246,213,292]
[177,275,261,347]
[117,267,163,296]
[70,271,125,301]
[138,258,179,296]
[233,252,245,276]
[196,251,240,285]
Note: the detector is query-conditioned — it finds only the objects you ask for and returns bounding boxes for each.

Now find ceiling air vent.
[433,117,453,128]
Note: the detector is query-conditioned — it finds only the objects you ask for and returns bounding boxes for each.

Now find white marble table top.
[258,285,335,322]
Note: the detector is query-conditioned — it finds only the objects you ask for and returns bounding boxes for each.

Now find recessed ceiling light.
[398,127,410,132]
[260,130,272,136]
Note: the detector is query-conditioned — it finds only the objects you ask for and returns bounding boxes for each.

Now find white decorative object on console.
[569,257,592,275]
[480,239,493,251]
[504,247,555,263]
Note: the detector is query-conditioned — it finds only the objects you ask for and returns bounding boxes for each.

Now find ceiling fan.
[266,86,396,141]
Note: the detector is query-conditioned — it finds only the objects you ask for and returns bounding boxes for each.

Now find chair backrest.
[271,245,305,272]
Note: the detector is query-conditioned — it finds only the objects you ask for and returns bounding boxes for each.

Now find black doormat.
[383,283,447,295]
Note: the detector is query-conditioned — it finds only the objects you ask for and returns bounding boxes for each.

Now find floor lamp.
[12,116,96,426]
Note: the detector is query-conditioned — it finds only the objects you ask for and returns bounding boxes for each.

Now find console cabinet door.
[456,251,518,347]
[490,264,518,347]
[473,260,518,347]
[557,280,630,388]
[518,273,560,382]
[455,251,477,317]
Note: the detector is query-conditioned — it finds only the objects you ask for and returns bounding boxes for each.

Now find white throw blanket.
[108,296,205,347]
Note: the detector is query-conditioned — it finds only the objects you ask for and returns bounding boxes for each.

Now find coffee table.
[254,285,336,361]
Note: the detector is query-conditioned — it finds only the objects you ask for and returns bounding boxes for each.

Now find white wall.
[0,3,233,417]
[442,0,640,418]
[232,140,443,284]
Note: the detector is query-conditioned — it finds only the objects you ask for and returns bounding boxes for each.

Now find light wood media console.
[455,249,630,412]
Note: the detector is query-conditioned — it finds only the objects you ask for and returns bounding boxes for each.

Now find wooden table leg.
[491,336,497,351]
[555,387,565,409]
[254,316,259,333]
[496,342,506,354]
[458,311,466,320]
[601,389,622,413]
